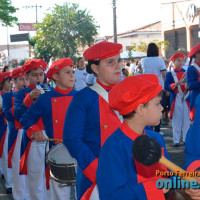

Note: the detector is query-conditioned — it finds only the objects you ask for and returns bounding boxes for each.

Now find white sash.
[90,83,123,122]
[171,70,189,101]
[0,94,2,106]
[192,63,200,73]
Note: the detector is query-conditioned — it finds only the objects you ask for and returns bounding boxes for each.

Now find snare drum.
[46,143,77,186]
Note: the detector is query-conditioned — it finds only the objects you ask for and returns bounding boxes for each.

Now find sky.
[0,0,169,45]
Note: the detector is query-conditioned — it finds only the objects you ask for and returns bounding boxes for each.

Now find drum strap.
[0,94,2,106]
[171,70,189,101]
[90,83,123,122]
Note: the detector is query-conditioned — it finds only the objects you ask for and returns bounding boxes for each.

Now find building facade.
[161,0,200,58]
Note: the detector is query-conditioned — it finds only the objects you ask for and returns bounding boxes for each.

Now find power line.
[22,5,42,23]
[161,0,193,5]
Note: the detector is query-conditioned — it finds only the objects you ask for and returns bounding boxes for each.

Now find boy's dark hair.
[0,77,12,90]
[147,43,159,57]
[26,68,44,75]
[123,91,163,119]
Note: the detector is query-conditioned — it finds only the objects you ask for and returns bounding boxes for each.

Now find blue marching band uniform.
[97,122,169,200]
[164,67,190,145]
[1,41,200,200]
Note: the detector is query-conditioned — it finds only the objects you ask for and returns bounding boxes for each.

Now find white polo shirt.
[74,68,88,91]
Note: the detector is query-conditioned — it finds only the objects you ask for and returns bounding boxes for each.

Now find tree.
[30,2,98,62]
[130,40,169,57]
[0,0,18,26]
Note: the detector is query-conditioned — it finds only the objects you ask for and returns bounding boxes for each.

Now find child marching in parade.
[96,74,200,200]
[0,72,12,194]
[63,41,123,200]
[14,59,49,200]
[164,53,190,146]
[187,43,200,120]
[97,74,169,199]
[3,67,28,199]
[20,58,77,200]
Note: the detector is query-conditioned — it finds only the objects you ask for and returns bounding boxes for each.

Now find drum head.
[47,143,77,185]
[47,143,76,164]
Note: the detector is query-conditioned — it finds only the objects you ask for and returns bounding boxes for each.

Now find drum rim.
[49,171,76,185]
[46,143,76,166]
[48,161,76,167]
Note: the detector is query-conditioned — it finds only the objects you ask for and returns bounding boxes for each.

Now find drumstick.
[173,71,187,89]
[132,135,198,183]
[179,71,186,84]
[45,138,63,142]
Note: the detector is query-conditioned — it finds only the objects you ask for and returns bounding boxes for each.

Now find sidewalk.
[0,123,184,199]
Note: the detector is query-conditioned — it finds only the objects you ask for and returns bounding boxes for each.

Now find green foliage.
[0,0,18,26]
[19,59,26,66]
[29,2,98,62]
[130,40,169,52]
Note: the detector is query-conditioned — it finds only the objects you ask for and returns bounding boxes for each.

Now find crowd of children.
[0,41,200,200]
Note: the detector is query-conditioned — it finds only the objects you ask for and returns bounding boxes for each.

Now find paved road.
[161,123,185,168]
[0,122,185,199]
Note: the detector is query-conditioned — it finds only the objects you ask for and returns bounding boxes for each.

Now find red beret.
[83,41,122,61]
[170,53,185,62]
[22,59,47,74]
[0,72,11,84]
[47,58,74,80]
[11,67,25,78]
[189,43,200,58]
[109,74,162,115]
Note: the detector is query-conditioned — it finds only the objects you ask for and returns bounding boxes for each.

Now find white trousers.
[11,129,29,200]
[90,185,99,200]
[1,127,12,189]
[26,131,50,200]
[50,179,73,200]
[172,93,190,144]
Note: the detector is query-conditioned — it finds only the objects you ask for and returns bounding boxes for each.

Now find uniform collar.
[173,67,182,71]
[96,79,116,90]
[120,121,145,141]
[28,84,36,89]
[54,86,72,95]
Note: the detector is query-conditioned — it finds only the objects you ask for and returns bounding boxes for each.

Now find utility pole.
[23,4,42,23]
[161,0,194,51]
[112,0,117,43]
[6,27,10,65]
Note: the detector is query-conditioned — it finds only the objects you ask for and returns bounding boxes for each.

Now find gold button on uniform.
[55,120,58,123]
[103,125,108,129]
[54,99,57,102]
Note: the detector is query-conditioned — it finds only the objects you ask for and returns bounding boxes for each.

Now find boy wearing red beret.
[14,59,49,200]
[164,53,190,146]
[20,58,77,200]
[96,74,200,200]
[0,72,12,194]
[187,43,200,120]
[2,67,28,198]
